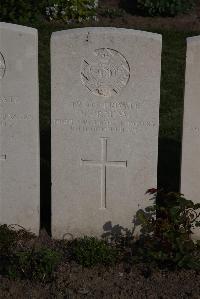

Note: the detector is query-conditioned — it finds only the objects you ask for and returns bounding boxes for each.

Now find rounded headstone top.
[51,27,162,42]
[187,35,200,45]
[0,22,37,34]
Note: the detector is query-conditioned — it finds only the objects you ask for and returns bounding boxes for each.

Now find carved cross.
[81,138,127,209]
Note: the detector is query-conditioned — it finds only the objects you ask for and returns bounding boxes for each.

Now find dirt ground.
[0,228,200,298]
[1,262,200,298]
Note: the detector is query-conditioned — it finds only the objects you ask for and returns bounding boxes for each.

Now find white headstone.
[0,23,40,234]
[181,36,200,238]
[51,27,162,238]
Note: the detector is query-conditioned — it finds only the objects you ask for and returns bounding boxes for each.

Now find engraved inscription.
[81,138,127,209]
[0,96,19,104]
[186,126,200,136]
[53,118,156,134]
[0,113,33,127]
[81,48,130,97]
[0,52,6,79]
[52,97,158,134]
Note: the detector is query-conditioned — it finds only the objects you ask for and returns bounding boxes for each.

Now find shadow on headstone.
[157,137,181,192]
[102,220,135,244]
[40,129,51,235]
[102,221,126,240]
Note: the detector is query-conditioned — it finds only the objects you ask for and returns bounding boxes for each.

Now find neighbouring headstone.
[0,23,39,234]
[181,36,200,239]
[51,27,162,238]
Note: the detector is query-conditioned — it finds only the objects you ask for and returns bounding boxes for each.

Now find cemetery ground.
[1,194,200,299]
[2,1,200,298]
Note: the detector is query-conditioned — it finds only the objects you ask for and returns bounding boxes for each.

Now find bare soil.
[1,261,200,298]
[0,230,200,298]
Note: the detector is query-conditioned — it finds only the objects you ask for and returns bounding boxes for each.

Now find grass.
[160,30,187,141]
[2,189,200,278]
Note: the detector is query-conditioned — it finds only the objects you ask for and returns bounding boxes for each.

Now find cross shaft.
[81,138,127,209]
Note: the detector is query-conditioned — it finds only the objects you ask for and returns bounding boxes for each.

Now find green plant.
[133,189,200,269]
[0,225,17,255]
[71,236,118,267]
[98,7,125,18]
[46,0,97,23]
[8,247,61,280]
[137,0,194,16]
[0,0,48,23]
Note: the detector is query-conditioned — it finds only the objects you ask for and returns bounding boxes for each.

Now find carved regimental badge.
[81,48,130,97]
[0,52,6,79]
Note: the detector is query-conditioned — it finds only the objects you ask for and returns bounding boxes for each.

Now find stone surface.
[181,36,200,239]
[0,23,40,234]
[51,27,162,238]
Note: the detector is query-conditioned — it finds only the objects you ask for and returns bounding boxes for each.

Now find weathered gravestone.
[0,23,40,234]
[51,27,162,238]
[181,36,200,239]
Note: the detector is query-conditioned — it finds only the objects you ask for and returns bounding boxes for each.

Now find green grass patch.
[71,236,118,267]
[0,225,17,256]
[8,247,61,281]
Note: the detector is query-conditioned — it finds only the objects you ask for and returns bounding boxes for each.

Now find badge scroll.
[81,48,130,97]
